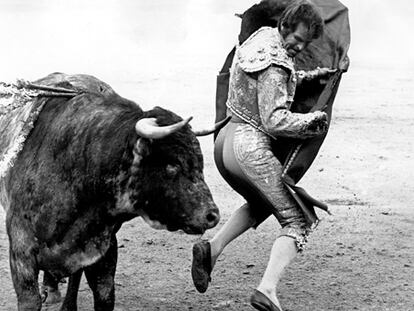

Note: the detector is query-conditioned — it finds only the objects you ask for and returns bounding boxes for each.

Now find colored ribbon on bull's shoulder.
[0,79,79,179]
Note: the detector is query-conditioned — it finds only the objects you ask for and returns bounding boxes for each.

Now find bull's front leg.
[7,217,42,311]
[84,235,118,311]
[60,269,83,311]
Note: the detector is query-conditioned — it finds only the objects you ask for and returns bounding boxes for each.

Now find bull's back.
[5,74,142,263]
[34,72,116,96]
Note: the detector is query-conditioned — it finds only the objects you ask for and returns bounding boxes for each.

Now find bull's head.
[130,107,225,234]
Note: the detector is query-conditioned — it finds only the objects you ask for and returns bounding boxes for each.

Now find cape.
[214,0,351,225]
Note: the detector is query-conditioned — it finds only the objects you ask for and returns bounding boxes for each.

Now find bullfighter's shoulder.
[237,27,294,74]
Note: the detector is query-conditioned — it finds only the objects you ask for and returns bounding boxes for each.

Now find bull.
[0,73,223,311]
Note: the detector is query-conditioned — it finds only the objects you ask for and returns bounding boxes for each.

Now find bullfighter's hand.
[317,67,337,85]
[307,111,329,134]
[316,67,337,77]
[297,67,337,84]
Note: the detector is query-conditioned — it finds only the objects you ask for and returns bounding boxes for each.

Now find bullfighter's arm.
[257,65,328,139]
[296,67,337,85]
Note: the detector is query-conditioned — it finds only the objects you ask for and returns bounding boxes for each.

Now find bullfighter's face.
[281,22,311,58]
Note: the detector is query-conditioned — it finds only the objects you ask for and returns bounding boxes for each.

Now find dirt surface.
[0,62,413,311]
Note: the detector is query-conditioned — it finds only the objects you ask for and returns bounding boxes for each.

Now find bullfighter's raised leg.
[60,270,83,311]
[84,235,118,311]
[7,217,42,311]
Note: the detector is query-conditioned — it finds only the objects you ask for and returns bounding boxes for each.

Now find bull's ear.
[132,138,151,168]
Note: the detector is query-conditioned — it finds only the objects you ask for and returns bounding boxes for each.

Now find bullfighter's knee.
[277,225,312,252]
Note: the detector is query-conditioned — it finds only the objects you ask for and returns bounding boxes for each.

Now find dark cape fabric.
[215,0,351,224]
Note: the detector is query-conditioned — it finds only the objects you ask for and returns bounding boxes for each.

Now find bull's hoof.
[42,288,62,305]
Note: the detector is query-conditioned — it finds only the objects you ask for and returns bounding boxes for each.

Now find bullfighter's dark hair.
[278,0,324,40]
[238,0,323,44]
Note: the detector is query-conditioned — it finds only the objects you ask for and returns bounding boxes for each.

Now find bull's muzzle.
[182,206,220,235]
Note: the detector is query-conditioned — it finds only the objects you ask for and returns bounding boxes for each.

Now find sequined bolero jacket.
[226,27,327,140]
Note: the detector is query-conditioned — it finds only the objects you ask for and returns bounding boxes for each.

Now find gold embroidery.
[257,66,328,139]
[237,27,294,75]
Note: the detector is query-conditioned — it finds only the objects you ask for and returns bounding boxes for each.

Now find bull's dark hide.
[2,73,218,311]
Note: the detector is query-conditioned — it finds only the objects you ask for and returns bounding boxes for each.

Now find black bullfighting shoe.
[191,241,212,293]
[250,290,281,311]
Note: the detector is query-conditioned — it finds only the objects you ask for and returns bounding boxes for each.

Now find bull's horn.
[193,116,232,137]
[135,116,193,139]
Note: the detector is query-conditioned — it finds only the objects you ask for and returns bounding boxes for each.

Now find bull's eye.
[166,164,180,178]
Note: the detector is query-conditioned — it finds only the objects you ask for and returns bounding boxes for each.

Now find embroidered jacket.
[226,26,327,140]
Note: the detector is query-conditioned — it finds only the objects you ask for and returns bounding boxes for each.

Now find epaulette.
[237,27,294,73]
